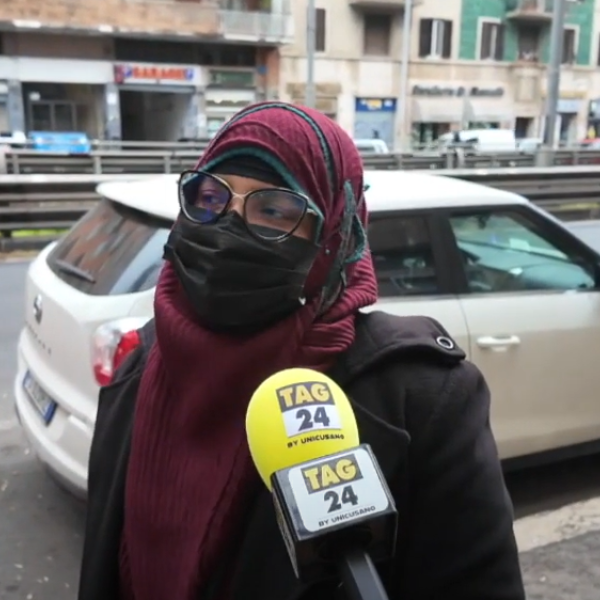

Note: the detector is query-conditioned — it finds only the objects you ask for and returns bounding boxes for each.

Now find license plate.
[22,371,57,425]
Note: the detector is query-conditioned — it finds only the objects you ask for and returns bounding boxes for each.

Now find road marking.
[0,418,18,431]
[514,496,600,552]
[0,257,33,265]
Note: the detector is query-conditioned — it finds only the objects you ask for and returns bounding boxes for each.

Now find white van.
[436,129,517,154]
[14,170,600,496]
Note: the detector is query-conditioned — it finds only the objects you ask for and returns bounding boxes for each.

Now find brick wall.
[0,0,221,38]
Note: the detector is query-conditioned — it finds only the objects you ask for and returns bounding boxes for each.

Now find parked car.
[353,138,390,155]
[13,170,600,496]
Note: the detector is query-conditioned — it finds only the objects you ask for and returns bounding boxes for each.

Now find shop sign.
[114,63,198,86]
[355,98,397,112]
[557,98,582,113]
[412,85,504,98]
[209,69,255,88]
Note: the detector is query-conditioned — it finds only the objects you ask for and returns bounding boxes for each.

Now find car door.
[367,211,470,353]
[447,205,600,460]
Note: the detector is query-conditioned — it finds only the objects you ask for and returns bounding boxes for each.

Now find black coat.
[78,311,525,600]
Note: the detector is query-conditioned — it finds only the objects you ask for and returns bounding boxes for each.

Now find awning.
[463,99,514,123]
[411,98,463,123]
[205,89,257,103]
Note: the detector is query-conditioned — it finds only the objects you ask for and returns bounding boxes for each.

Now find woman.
[78,102,525,600]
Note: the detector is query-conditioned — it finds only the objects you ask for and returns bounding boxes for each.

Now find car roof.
[96,170,528,223]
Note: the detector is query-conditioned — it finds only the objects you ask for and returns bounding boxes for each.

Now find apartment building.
[280,0,600,149]
[0,0,290,141]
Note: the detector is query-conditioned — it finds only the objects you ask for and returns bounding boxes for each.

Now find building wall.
[459,0,594,65]
[279,1,405,138]
[277,0,600,148]
[0,0,293,45]
[0,0,222,38]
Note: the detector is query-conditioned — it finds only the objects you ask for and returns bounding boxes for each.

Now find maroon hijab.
[120,102,378,600]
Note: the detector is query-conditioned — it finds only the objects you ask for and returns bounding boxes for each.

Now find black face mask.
[164,212,320,333]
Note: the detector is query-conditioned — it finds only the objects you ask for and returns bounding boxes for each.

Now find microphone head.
[245,368,359,489]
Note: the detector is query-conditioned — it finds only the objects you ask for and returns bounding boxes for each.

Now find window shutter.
[419,19,432,57]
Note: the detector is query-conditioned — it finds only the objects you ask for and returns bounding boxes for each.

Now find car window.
[368,216,440,297]
[449,210,595,293]
[46,198,171,296]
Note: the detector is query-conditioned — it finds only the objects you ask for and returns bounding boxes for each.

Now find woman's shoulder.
[348,310,487,436]
[93,320,156,435]
[350,310,467,373]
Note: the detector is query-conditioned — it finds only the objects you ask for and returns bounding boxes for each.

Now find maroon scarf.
[120,102,378,600]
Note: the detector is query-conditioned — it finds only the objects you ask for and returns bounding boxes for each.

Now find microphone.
[245,368,397,600]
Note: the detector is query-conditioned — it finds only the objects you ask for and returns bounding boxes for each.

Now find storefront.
[0,57,113,138]
[587,99,600,138]
[555,97,583,144]
[113,62,204,141]
[353,98,397,150]
[204,68,259,137]
[409,82,513,146]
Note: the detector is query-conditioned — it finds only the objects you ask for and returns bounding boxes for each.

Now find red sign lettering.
[131,66,188,81]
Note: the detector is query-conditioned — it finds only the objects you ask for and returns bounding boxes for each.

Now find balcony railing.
[218,9,293,43]
[347,0,406,12]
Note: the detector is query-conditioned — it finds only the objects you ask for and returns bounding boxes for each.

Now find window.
[315,8,326,52]
[449,210,595,294]
[517,26,540,61]
[363,14,391,56]
[46,198,170,296]
[479,21,505,60]
[418,19,452,59]
[368,216,440,297]
[562,27,577,64]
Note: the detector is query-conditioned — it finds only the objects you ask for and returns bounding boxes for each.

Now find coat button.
[435,336,455,350]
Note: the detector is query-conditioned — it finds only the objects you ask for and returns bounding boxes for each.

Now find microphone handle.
[337,546,390,600]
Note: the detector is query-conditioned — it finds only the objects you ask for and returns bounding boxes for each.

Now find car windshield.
[46,198,171,296]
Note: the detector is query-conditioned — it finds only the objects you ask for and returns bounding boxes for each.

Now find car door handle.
[476,335,521,349]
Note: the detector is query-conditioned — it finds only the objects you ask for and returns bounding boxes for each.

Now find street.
[0,259,85,600]
[1,259,600,599]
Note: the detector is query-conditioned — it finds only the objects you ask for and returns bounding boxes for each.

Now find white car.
[13,170,600,497]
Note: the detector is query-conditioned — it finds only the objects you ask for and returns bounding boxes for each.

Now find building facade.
[0,0,291,141]
[279,0,600,149]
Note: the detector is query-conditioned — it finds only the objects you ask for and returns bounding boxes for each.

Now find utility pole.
[397,0,413,151]
[305,0,316,108]
[542,0,568,148]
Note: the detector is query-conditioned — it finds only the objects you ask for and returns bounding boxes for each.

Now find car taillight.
[91,318,148,386]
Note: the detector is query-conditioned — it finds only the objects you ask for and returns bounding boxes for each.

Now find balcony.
[505,0,554,23]
[0,0,293,44]
[218,9,293,44]
[348,0,407,13]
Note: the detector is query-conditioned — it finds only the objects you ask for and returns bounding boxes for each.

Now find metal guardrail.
[2,147,600,175]
[0,175,151,252]
[2,166,600,253]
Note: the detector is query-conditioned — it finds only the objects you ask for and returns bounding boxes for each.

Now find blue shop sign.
[355,98,397,113]
[29,131,91,154]
[556,98,581,114]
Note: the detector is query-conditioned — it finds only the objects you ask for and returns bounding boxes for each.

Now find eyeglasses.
[178,170,318,241]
